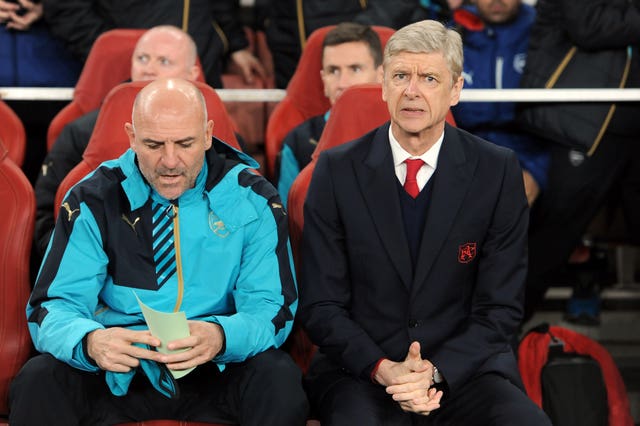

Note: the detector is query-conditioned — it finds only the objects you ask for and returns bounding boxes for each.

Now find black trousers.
[305,356,551,426]
[9,350,309,426]
[524,131,640,320]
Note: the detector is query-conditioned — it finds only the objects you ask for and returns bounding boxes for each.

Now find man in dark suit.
[298,19,551,425]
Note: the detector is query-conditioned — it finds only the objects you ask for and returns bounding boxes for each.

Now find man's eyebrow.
[142,137,163,144]
[141,136,195,144]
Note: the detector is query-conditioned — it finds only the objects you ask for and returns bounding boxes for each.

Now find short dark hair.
[322,22,383,67]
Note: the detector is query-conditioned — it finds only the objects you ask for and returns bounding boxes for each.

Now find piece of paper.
[136,293,195,379]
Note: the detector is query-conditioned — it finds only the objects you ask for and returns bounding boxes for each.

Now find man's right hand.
[87,328,162,372]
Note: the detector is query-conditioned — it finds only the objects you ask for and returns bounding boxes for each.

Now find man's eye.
[160,57,171,66]
[137,54,149,64]
[394,73,407,80]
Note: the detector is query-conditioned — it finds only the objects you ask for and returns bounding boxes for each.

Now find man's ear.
[189,65,200,82]
[205,120,214,150]
[320,69,330,98]
[125,123,136,150]
[449,75,464,107]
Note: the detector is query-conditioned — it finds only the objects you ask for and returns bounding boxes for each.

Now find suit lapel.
[413,125,476,291]
[356,124,413,290]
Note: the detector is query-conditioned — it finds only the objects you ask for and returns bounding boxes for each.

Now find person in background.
[276,22,383,206]
[33,25,200,262]
[518,0,640,324]
[450,0,547,205]
[0,0,81,87]
[10,78,307,426]
[258,0,463,89]
[42,0,265,87]
[298,19,551,425]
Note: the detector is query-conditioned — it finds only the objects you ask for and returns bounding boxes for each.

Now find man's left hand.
[159,320,225,370]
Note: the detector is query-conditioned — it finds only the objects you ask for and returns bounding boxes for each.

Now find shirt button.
[408,319,420,328]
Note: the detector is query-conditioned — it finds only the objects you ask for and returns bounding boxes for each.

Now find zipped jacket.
[28,140,297,395]
[517,0,640,154]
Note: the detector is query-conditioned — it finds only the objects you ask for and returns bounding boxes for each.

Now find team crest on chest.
[458,242,477,263]
[209,212,229,238]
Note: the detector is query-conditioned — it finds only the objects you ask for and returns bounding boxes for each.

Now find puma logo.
[121,214,140,234]
[61,202,79,222]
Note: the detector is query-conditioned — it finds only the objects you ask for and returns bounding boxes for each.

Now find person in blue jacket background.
[450,0,548,205]
[9,78,308,426]
[0,0,80,86]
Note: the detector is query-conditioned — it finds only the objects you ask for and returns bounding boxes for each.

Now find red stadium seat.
[53,80,239,218]
[0,99,26,167]
[0,140,35,422]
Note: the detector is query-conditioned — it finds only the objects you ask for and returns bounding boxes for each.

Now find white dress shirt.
[389,126,444,192]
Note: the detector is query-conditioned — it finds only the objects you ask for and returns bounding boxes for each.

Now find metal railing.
[3,87,640,103]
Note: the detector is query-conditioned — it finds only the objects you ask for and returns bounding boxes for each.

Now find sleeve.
[211,0,250,56]
[27,192,107,372]
[33,112,97,258]
[428,150,529,392]
[210,177,297,363]
[277,142,301,207]
[298,152,387,379]
[42,0,114,61]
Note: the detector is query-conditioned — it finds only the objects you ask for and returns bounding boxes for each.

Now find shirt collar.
[389,126,444,169]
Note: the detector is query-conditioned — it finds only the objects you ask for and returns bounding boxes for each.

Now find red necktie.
[404,158,424,198]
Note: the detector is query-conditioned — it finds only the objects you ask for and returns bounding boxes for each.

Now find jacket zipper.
[171,204,185,312]
[587,46,632,156]
[495,56,504,89]
[182,0,190,32]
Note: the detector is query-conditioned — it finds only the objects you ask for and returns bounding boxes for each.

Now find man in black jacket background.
[518,0,640,323]
[42,0,265,87]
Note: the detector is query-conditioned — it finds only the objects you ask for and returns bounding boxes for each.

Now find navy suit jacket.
[299,122,528,394]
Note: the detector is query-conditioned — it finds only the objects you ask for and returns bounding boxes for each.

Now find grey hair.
[383,20,463,85]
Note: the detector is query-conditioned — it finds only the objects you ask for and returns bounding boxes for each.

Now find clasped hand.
[0,0,42,31]
[87,320,225,373]
[374,341,444,416]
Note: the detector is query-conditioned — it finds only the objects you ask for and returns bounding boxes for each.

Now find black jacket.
[518,0,640,150]
[43,0,248,87]
[33,110,99,259]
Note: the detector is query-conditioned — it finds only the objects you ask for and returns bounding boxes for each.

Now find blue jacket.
[28,140,297,396]
[451,4,549,189]
[0,22,81,86]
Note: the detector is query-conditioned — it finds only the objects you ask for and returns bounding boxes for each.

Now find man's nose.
[338,70,353,88]
[161,144,179,168]
[404,74,419,96]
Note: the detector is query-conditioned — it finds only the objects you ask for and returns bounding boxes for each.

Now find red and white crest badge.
[458,242,477,263]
